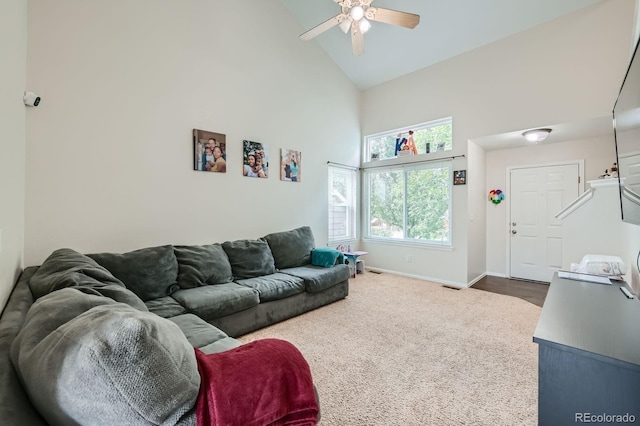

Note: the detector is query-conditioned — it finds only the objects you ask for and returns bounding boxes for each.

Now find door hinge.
[578,176,581,184]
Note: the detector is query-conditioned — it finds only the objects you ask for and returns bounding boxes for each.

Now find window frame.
[328,165,358,244]
[364,117,453,164]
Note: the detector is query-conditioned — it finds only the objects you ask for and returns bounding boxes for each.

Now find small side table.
[343,251,368,278]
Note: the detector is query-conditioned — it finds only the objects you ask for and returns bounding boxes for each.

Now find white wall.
[360,0,633,286]
[622,224,640,295]
[560,180,627,271]
[24,0,360,266]
[0,0,27,312]
[485,136,617,276]
[467,141,486,284]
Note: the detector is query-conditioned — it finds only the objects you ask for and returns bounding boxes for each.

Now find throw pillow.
[173,244,233,288]
[29,248,125,300]
[11,288,123,359]
[261,226,315,269]
[221,239,276,279]
[88,245,179,301]
[11,296,200,426]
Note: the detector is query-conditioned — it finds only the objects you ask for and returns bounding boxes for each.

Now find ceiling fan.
[299,0,420,56]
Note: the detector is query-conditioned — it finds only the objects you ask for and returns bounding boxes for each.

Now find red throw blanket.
[194,338,319,426]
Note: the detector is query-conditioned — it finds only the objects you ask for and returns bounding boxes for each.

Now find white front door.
[509,164,579,282]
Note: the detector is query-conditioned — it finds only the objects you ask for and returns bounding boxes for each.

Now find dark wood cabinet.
[533,274,640,425]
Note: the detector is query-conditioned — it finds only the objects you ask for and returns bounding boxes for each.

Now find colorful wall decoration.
[489,189,504,205]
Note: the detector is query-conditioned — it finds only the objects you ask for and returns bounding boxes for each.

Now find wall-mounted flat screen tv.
[613,36,640,226]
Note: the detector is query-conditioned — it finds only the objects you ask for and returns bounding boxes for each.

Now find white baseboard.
[467,273,486,287]
[365,266,468,288]
[486,272,508,278]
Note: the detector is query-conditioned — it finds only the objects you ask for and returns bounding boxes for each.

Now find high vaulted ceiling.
[281,0,615,150]
[281,0,605,90]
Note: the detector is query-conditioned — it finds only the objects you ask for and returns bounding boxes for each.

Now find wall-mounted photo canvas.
[280,149,301,182]
[193,129,227,173]
[243,140,268,178]
[454,170,466,185]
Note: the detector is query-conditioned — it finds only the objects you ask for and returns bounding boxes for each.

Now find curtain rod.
[327,161,360,171]
[328,155,465,171]
[362,154,466,170]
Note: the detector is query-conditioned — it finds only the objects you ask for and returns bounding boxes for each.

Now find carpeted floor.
[239,272,541,425]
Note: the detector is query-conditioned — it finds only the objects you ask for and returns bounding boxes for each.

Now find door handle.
[512,230,517,234]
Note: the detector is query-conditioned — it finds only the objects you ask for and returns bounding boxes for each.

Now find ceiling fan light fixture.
[522,128,552,143]
[350,6,365,21]
[298,0,420,57]
[359,18,372,33]
[339,19,352,33]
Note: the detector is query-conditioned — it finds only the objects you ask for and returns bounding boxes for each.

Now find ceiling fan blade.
[300,14,346,41]
[351,25,364,56]
[366,7,420,29]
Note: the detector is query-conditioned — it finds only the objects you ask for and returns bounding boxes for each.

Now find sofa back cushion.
[29,248,125,300]
[221,239,276,279]
[173,244,233,288]
[262,226,315,269]
[88,245,179,301]
[11,289,199,426]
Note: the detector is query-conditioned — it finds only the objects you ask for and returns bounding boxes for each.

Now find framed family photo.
[453,170,466,185]
[193,129,227,173]
[280,149,301,182]
[243,140,268,178]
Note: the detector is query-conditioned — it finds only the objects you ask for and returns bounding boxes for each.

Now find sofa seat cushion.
[168,314,241,354]
[262,226,315,269]
[145,296,187,318]
[280,264,350,293]
[221,239,276,279]
[88,245,179,302]
[235,273,305,302]
[173,244,233,288]
[29,248,125,300]
[11,290,199,426]
[172,283,259,321]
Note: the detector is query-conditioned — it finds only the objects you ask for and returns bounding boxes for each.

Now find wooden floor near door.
[471,275,549,307]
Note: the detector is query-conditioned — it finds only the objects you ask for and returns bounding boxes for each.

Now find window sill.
[328,238,358,247]
[362,151,454,168]
[362,237,452,251]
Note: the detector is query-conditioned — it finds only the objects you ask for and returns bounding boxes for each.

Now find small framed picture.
[280,149,301,182]
[193,129,227,173]
[243,140,268,178]
[454,170,466,185]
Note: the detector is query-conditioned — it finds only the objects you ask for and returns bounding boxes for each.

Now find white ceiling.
[281,0,614,150]
[281,0,605,90]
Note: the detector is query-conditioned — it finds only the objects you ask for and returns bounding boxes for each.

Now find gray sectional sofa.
[0,226,349,425]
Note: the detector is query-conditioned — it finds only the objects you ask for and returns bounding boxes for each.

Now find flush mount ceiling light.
[299,0,420,56]
[522,128,552,143]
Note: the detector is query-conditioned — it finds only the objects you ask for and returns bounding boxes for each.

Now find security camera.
[23,91,41,107]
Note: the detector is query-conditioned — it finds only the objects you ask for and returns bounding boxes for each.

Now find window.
[365,117,452,162]
[328,166,357,242]
[365,161,451,245]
